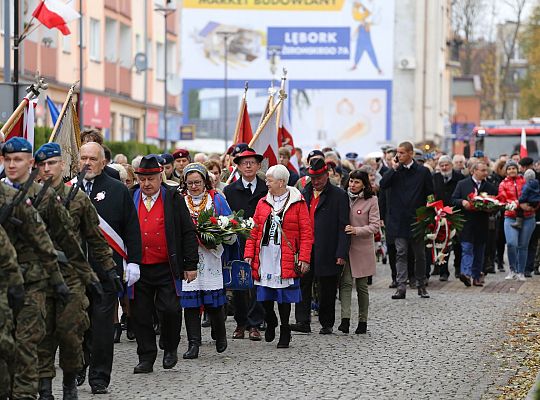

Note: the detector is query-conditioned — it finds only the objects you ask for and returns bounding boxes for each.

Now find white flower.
[426,233,436,240]
[218,215,230,228]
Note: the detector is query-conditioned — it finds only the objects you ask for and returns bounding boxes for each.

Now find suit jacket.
[87,171,142,277]
[302,181,350,277]
[433,170,465,206]
[451,177,498,244]
[223,176,268,255]
[105,165,121,180]
[130,184,198,278]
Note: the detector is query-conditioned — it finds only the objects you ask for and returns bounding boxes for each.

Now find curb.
[526,370,540,400]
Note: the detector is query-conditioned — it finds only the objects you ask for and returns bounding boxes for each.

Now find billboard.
[181,0,394,155]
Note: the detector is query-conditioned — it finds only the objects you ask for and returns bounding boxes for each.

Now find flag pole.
[232,81,248,145]
[276,68,287,135]
[249,97,282,148]
[49,82,78,143]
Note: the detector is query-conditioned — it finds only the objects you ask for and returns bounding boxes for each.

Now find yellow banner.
[183,0,345,11]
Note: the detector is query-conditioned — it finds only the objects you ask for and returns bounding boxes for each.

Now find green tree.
[519,3,540,117]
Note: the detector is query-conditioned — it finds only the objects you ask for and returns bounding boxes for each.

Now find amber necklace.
[186,191,209,217]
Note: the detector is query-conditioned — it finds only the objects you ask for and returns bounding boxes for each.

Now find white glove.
[223,233,237,245]
[125,263,140,287]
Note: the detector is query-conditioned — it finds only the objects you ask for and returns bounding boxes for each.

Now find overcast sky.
[479,0,536,39]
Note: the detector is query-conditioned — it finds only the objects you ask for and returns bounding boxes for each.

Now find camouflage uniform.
[37,183,115,380]
[0,182,63,400]
[0,225,23,399]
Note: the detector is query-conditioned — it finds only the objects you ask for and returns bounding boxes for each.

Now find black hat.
[519,157,534,167]
[160,153,174,165]
[135,155,164,175]
[308,158,328,177]
[307,149,325,163]
[232,143,249,157]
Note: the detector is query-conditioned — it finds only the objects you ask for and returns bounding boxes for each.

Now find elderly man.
[129,155,198,374]
[77,142,142,394]
[452,154,468,176]
[380,141,433,299]
[432,155,465,280]
[80,129,121,181]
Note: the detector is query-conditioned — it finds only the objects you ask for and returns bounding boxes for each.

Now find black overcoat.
[433,170,465,206]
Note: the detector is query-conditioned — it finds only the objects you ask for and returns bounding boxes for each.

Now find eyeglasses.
[240,161,258,166]
[186,180,204,187]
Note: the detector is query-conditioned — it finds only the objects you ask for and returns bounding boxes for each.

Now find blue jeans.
[504,216,536,274]
[460,242,486,280]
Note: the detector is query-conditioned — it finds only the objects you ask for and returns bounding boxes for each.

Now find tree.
[519,2,540,117]
[451,0,486,75]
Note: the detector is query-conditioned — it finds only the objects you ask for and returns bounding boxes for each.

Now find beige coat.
[348,194,380,278]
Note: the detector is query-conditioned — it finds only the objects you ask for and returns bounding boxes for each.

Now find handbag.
[223,260,254,290]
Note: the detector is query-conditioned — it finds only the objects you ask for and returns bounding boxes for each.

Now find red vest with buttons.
[139,192,169,265]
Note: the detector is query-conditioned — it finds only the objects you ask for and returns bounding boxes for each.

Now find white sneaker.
[505,271,516,280]
[517,273,527,282]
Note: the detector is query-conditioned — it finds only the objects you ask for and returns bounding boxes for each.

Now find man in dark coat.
[432,155,465,280]
[452,160,497,287]
[380,141,433,299]
[291,158,350,334]
[129,155,199,374]
[223,149,267,341]
[78,142,142,395]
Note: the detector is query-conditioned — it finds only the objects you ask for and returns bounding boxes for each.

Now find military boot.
[38,377,54,400]
[63,372,78,400]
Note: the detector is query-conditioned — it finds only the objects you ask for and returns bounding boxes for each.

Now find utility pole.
[3,0,11,85]
[216,31,236,152]
[12,0,19,111]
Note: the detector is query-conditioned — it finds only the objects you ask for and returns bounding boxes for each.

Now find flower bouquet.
[196,209,255,249]
[466,192,503,212]
[413,195,465,264]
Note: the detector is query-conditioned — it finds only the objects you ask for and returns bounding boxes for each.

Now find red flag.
[278,103,300,174]
[250,101,280,168]
[4,99,37,148]
[232,98,253,145]
[520,128,528,158]
[32,0,80,36]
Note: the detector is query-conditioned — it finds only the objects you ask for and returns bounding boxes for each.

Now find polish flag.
[520,128,528,158]
[232,97,253,145]
[250,101,280,168]
[32,0,80,36]
[4,99,38,149]
[278,100,300,174]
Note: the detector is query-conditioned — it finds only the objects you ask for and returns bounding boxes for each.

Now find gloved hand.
[107,269,124,293]
[8,284,25,317]
[125,263,140,287]
[88,280,104,303]
[53,282,71,310]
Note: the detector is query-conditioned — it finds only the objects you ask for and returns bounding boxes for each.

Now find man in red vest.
[129,155,199,374]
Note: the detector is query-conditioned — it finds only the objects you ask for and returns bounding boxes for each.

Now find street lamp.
[216,31,237,152]
[267,45,282,83]
[155,3,176,152]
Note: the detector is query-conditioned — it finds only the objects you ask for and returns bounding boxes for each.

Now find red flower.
[467,192,475,200]
[230,219,239,226]
[210,216,218,224]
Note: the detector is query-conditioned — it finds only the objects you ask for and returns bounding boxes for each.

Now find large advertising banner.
[181,0,394,155]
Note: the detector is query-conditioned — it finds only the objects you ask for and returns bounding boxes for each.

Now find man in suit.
[80,129,121,181]
[452,160,498,287]
[291,158,350,334]
[223,148,267,341]
[78,142,142,394]
[380,141,433,300]
[432,155,465,280]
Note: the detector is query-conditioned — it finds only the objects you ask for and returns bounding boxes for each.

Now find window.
[121,115,138,141]
[147,39,153,69]
[89,18,100,61]
[105,18,117,62]
[62,35,71,53]
[119,24,132,68]
[156,42,164,80]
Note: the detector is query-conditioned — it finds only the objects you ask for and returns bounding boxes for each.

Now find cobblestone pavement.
[51,263,540,400]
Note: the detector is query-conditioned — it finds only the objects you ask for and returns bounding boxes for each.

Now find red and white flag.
[232,96,253,145]
[32,0,80,36]
[278,99,300,174]
[4,99,38,148]
[520,127,528,158]
[250,101,280,168]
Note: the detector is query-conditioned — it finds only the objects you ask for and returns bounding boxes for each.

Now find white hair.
[131,155,143,169]
[266,164,290,183]
[452,154,466,163]
[438,155,452,164]
[108,163,128,182]
[114,153,128,164]
[194,152,208,163]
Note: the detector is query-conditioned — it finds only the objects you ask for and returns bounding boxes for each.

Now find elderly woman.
[244,165,313,348]
[180,163,237,359]
[338,170,380,334]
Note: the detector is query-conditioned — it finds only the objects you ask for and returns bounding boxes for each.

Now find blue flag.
[46,96,60,125]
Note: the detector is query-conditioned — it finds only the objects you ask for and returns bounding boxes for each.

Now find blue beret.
[345,152,358,160]
[473,150,484,158]
[34,143,62,162]
[2,137,33,155]
[160,153,174,165]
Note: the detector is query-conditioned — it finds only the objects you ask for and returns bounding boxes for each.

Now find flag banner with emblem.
[4,98,37,148]
[250,98,281,170]
[51,101,81,178]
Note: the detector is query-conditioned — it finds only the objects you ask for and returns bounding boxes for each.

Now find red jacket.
[244,187,313,281]
[498,175,535,218]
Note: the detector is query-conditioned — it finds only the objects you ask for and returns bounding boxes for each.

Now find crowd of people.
[0,126,538,399]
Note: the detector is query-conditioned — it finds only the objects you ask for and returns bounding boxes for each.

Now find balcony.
[40,46,57,79]
[105,61,118,92]
[119,66,132,96]
[104,0,118,11]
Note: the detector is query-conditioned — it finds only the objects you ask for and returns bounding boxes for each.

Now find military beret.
[232,143,249,156]
[473,150,484,158]
[34,143,62,162]
[160,153,174,165]
[345,152,358,161]
[173,148,191,160]
[307,149,325,162]
[2,137,33,155]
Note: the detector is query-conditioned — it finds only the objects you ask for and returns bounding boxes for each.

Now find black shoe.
[439,275,449,282]
[459,274,472,287]
[91,384,108,394]
[216,336,228,353]
[337,318,350,334]
[277,325,291,348]
[418,287,430,298]
[62,373,78,400]
[389,281,397,289]
[319,327,333,335]
[163,351,178,369]
[525,272,533,278]
[120,312,127,330]
[201,312,211,328]
[391,290,406,299]
[355,321,367,334]
[290,322,311,333]
[113,323,122,343]
[133,361,153,374]
[38,377,54,400]
[183,343,199,359]
[265,324,276,342]
[76,366,87,387]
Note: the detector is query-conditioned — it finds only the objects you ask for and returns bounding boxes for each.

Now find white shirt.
[141,190,160,210]
[472,177,482,189]
[404,160,414,169]
[242,177,257,193]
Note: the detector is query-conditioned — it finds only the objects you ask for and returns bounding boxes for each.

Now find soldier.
[34,143,117,400]
[0,224,24,400]
[2,137,96,399]
[0,184,65,397]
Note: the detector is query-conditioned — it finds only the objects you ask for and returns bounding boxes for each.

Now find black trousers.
[85,279,116,388]
[295,267,315,324]
[232,287,265,329]
[130,263,181,364]
[262,301,291,327]
[318,275,340,328]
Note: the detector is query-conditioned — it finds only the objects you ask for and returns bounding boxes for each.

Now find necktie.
[85,181,92,196]
[144,196,153,211]
[444,176,449,184]
[247,182,252,193]
[313,190,321,199]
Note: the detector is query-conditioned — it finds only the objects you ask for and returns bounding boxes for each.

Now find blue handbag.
[223,260,253,290]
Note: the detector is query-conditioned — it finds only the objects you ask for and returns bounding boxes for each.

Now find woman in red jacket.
[498,160,536,281]
[244,164,313,348]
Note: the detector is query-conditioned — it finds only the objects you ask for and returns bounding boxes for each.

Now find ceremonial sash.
[98,214,128,263]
